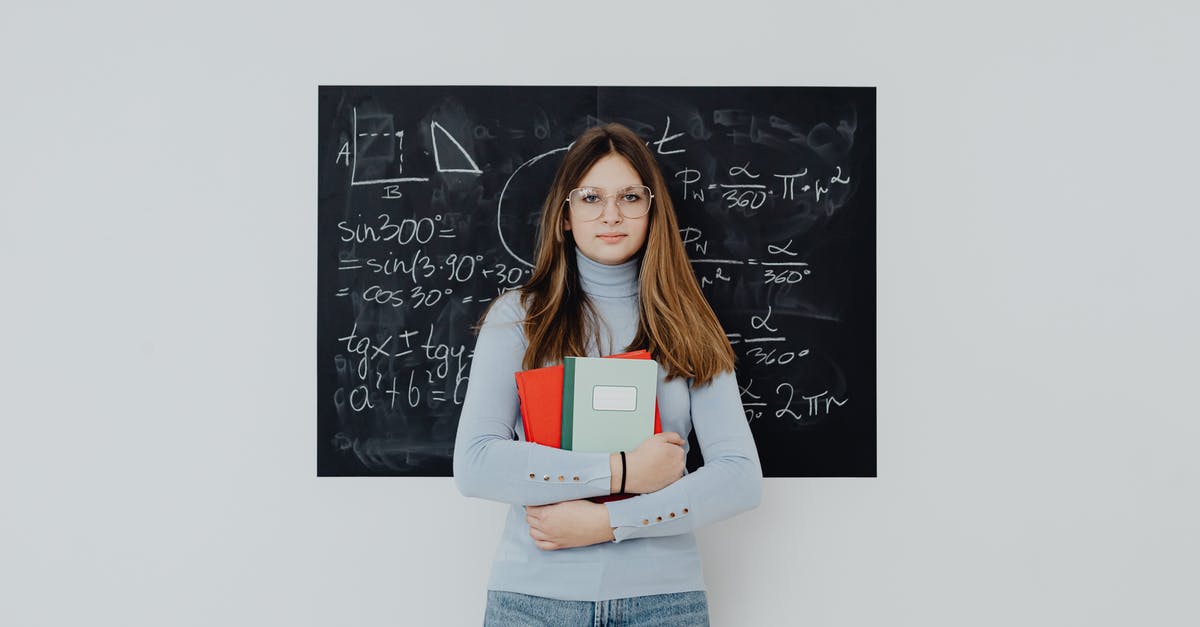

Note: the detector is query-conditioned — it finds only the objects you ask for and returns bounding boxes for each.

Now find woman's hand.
[619,431,686,494]
[524,500,615,550]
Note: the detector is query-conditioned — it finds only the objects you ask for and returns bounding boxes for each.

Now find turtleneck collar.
[574,248,640,298]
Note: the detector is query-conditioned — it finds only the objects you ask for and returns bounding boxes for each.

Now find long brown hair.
[479,123,735,386]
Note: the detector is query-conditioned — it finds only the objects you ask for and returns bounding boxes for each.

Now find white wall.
[3,1,1197,625]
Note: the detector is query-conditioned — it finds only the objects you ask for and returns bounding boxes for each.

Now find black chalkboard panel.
[317,86,875,478]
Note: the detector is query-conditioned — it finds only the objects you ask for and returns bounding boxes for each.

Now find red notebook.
[514,349,661,503]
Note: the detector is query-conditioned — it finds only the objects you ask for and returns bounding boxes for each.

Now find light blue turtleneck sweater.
[453,248,763,602]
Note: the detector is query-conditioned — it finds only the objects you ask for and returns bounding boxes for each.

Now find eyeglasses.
[564,185,654,221]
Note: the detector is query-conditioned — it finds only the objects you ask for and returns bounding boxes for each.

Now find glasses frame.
[563,185,655,222]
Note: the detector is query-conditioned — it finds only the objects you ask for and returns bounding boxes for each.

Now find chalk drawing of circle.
[496,145,572,268]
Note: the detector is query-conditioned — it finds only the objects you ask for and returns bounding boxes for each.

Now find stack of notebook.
[515,349,661,503]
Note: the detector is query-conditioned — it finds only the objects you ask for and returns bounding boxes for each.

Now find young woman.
[454,123,762,626]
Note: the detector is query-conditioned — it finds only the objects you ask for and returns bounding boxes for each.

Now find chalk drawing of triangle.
[431,121,482,174]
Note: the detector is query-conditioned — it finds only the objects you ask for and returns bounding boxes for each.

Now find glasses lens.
[617,186,651,218]
[569,187,603,220]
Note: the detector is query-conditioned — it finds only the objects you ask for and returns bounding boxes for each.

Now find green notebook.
[561,356,658,453]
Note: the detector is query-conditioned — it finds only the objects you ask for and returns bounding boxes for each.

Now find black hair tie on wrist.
[619,451,627,494]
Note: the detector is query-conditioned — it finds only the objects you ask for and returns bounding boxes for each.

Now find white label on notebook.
[592,385,637,411]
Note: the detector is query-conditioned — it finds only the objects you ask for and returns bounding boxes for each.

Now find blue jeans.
[484,589,710,626]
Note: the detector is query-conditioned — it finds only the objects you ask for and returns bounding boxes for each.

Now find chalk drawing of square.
[352,113,399,183]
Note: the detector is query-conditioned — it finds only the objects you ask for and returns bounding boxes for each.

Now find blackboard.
[317,86,875,478]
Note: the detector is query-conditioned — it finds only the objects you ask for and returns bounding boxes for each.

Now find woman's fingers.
[529,526,559,550]
[658,431,685,446]
[526,512,561,550]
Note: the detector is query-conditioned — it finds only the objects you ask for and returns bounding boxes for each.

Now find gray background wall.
[2,1,1196,625]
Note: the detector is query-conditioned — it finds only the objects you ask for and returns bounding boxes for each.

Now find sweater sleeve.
[603,369,763,542]
[452,291,615,506]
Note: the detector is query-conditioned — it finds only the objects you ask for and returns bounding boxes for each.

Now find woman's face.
[563,153,651,266]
